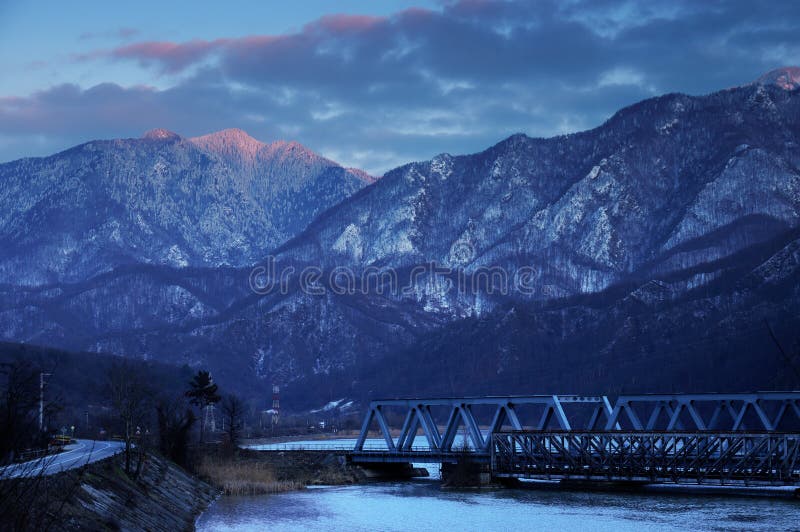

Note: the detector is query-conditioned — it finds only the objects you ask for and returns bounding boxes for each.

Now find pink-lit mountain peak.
[189,128,265,161]
[755,66,800,90]
[147,127,376,183]
[261,138,322,160]
[142,128,181,140]
[188,128,328,165]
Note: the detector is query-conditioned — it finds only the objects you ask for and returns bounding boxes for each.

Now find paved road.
[0,439,125,479]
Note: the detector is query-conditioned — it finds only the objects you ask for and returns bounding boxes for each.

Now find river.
[197,476,798,531]
[197,439,799,531]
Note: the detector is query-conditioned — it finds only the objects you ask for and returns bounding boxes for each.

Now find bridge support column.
[357,462,430,480]
[441,458,492,487]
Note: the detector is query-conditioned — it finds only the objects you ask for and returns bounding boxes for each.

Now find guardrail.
[17,448,51,462]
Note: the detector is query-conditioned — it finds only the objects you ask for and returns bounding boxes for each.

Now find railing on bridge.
[491,431,800,485]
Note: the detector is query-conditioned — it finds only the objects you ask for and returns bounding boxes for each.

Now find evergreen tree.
[185,370,221,443]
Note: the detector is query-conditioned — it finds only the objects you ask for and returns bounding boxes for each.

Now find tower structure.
[271,385,280,426]
[204,404,216,433]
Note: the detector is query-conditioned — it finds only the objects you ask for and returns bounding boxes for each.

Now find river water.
[197,439,799,531]
[197,477,799,531]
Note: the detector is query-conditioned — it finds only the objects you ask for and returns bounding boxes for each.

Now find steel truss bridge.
[352,393,800,485]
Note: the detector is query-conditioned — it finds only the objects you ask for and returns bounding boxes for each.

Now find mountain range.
[1,68,799,409]
[0,127,372,285]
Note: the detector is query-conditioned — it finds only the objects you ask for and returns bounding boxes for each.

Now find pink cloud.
[111,39,228,73]
[83,12,390,75]
[307,14,386,33]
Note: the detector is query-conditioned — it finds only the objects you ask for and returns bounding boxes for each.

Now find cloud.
[111,39,228,73]
[3,0,800,174]
[78,27,141,41]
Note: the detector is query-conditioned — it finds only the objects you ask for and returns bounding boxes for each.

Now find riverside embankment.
[0,452,217,530]
[198,447,428,496]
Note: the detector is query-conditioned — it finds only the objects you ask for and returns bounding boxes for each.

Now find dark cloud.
[2,0,799,174]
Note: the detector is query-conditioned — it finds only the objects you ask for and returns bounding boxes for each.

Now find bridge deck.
[351,450,489,464]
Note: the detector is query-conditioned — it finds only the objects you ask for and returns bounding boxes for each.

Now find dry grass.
[197,457,303,496]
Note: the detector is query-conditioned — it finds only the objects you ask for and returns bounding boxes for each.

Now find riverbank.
[197,452,309,495]
[0,451,217,530]
[206,448,368,488]
[195,446,433,499]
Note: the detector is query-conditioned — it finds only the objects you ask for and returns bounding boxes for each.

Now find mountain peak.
[190,128,263,146]
[755,66,800,90]
[203,127,260,142]
[142,128,181,140]
[189,128,265,162]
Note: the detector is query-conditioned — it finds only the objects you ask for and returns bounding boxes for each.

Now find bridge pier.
[357,462,429,480]
[441,458,492,487]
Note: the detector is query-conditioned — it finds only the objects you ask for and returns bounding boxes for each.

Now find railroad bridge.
[350,393,800,487]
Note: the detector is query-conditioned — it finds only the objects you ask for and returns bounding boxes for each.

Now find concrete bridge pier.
[441,458,492,487]
[357,461,430,480]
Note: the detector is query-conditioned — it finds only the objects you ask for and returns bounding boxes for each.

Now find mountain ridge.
[0,128,375,285]
[1,72,799,405]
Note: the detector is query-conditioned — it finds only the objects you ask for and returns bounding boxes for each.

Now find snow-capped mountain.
[275,68,800,310]
[1,69,799,404]
[0,128,373,285]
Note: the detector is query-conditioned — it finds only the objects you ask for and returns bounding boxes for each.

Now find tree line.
[1,358,247,476]
[107,362,247,476]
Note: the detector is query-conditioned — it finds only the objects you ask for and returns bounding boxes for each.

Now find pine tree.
[185,370,221,443]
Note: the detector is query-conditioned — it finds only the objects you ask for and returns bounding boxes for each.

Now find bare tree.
[156,395,196,468]
[765,320,800,385]
[221,394,246,448]
[107,361,152,477]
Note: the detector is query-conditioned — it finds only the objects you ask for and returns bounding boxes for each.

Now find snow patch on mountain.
[332,224,364,261]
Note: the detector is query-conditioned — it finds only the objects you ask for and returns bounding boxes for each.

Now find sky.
[1,0,799,175]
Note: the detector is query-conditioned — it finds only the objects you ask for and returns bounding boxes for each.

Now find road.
[0,439,125,479]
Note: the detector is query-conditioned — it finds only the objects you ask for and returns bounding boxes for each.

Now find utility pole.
[39,372,52,432]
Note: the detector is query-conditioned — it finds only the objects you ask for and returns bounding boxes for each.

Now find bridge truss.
[353,393,800,457]
[347,392,800,485]
[491,431,800,485]
[605,393,800,432]
[354,395,615,454]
